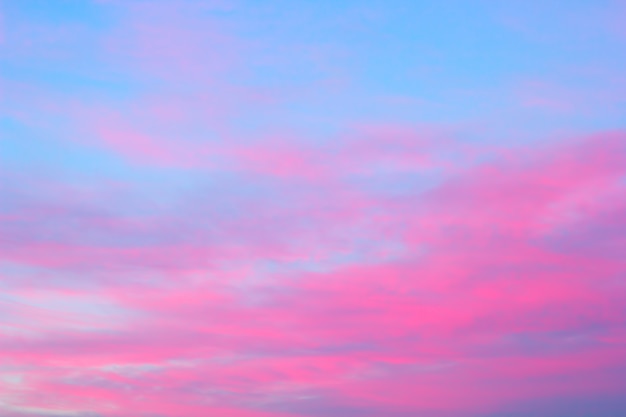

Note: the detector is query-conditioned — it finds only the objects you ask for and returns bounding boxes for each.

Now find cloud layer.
[1,1,625,416]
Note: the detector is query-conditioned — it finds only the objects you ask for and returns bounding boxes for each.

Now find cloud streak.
[1,1,625,416]
[1,129,625,416]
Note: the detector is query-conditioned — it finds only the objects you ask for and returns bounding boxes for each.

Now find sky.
[1,1,626,416]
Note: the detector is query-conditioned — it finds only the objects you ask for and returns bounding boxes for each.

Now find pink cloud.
[3,0,626,414]
[1,129,625,416]
[102,0,239,82]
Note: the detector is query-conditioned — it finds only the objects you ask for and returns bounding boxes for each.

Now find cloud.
[1,129,625,416]
[2,1,625,415]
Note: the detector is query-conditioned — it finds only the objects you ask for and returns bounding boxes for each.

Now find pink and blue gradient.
[1,1,626,416]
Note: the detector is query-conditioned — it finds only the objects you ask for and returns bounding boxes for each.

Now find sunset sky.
[1,1,626,416]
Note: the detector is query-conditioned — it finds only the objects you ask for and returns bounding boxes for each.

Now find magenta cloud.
[1,129,625,416]
[1,1,625,417]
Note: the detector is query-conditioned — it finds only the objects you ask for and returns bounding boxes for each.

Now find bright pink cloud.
[2,2,626,415]
[1,130,625,416]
